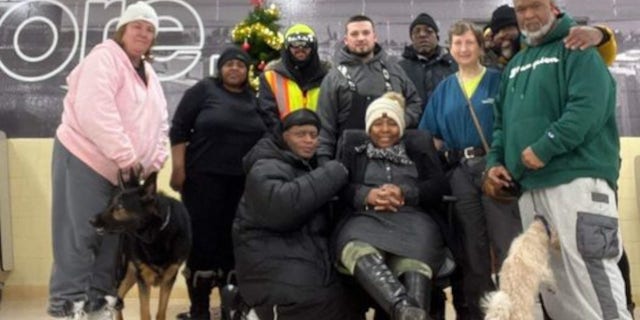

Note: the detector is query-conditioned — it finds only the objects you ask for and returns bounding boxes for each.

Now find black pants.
[253,283,365,320]
[448,158,521,319]
[182,173,245,274]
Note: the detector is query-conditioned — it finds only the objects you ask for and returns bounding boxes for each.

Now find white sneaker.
[86,296,117,320]
[246,309,260,320]
[64,301,87,320]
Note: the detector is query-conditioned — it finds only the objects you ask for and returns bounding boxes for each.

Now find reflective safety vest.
[264,70,320,119]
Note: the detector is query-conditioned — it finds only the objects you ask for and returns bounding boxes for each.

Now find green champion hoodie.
[486,14,619,191]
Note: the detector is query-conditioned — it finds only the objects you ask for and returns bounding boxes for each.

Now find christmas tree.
[231,0,284,89]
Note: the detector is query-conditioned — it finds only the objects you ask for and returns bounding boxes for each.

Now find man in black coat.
[398,14,459,320]
[398,13,457,105]
[232,109,362,320]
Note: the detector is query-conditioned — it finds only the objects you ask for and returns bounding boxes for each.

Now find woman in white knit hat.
[48,2,168,319]
[334,92,449,320]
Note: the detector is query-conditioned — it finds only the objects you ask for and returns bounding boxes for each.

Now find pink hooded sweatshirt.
[57,39,169,185]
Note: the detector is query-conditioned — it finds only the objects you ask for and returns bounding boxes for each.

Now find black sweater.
[170,78,266,175]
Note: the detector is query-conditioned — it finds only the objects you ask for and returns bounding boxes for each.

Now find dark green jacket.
[486,14,619,190]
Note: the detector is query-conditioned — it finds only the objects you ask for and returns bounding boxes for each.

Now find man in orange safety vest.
[258,23,331,130]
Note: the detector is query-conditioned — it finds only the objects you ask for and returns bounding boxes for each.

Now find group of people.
[47,0,633,320]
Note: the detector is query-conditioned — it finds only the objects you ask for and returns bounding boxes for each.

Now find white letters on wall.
[0,0,209,82]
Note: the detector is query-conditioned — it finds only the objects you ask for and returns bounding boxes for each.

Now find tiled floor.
[0,294,199,320]
[0,285,215,319]
[0,287,443,320]
[0,287,364,320]
[0,287,636,319]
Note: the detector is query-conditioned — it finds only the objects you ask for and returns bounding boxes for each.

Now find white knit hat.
[116,1,159,35]
[365,92,406,137]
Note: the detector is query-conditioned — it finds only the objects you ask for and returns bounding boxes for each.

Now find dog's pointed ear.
[118,170,126,190]
[129,167,139,185]
[143,172,158,197]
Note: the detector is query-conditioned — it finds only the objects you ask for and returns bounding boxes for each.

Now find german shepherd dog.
[91,170,191,320]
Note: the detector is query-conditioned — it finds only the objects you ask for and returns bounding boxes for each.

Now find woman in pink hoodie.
[47,2,169,319]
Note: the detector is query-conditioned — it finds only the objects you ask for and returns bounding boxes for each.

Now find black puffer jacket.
[232,137,348,307]
[398,45,457,104]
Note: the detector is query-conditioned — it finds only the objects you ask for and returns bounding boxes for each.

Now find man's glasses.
[288,40,311,49]
[286,33,314,49]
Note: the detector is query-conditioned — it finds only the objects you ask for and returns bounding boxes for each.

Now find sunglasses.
[288,40,311,49]
[286,33,314,49]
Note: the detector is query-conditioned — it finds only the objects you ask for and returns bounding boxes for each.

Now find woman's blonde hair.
[112,25,155,63]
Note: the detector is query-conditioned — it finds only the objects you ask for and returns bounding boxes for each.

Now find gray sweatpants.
[519,177,631,320]
[48,139,121,317]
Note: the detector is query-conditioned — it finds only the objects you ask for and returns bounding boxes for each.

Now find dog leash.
[159,205,171,231]
[534,215,552,237]
[456,69,491,154]
[131,205,171,244]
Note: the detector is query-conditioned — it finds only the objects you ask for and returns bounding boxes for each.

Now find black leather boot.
[428,286,445,320]
[176,269,216,320]
[354,254,426,320]
[402,271,431,313]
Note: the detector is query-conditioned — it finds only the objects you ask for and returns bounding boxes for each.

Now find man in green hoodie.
[484,0,632,319]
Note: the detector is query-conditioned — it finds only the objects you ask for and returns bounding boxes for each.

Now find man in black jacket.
[398,13,457,105]
[232,109,362,320]
[317,15,422,163]
[399,14,459,320]
[258,23,331,130]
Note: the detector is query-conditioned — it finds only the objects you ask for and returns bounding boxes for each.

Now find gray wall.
[0,0,639,137]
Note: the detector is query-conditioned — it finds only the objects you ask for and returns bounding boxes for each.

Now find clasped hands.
[366,184,405,212]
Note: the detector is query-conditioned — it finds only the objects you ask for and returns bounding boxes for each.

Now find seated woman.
[335,92,449,320]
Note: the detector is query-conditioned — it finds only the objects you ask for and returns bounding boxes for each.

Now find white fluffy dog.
[483,218,555,320]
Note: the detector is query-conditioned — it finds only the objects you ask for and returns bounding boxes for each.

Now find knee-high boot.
[176,269,216,320]
[354,254,426,320]
[402,272,431,314]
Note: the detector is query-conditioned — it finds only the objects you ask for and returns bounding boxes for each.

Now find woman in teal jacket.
[418,21,521,320]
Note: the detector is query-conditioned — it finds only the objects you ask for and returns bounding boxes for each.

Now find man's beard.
[522,14,556,46]
[351,48,374,58]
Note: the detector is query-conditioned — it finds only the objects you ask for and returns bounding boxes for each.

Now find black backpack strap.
[337,64,357,92]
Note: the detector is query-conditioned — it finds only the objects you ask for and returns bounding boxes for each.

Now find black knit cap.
[489,5,518,34]
[282,109,321,132]
[217,46,250,71]
[409,13,438,35]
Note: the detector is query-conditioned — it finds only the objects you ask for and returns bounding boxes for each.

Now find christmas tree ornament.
[231,0,283,90]
[258,60,266,71]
